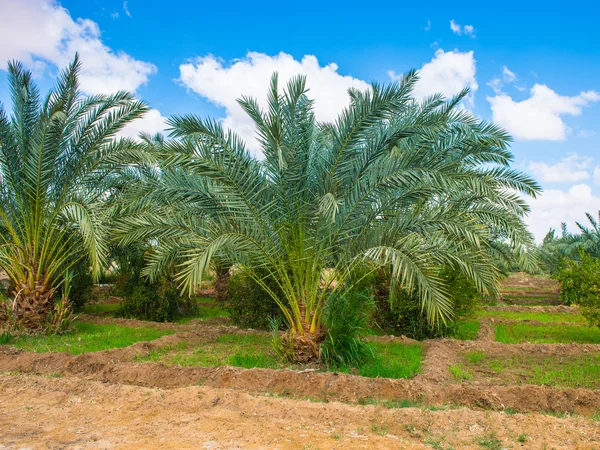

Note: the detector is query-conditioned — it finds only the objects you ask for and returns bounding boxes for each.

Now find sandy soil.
[1,373,599,450]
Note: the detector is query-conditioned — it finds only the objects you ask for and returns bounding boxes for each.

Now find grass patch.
[81,303,120,314]
[139,333,283,369]
[479,310,586,324]
[452,320,480,340]
[460,351,600,389]
[495,323,600,344]
[448,364,472,381]
[2,321,172,354]
[338,341,422,379]
[139,333,422,379]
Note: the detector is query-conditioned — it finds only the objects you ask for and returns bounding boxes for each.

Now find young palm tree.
[119,73,540,361]
[0,55,148,329]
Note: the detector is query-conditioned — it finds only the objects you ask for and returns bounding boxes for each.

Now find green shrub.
[320,291,375,368]
[226,270,282,330]
[116,281,197,322]
[372,266,480,340]
[67,259,94,312]
[553,251,600,328]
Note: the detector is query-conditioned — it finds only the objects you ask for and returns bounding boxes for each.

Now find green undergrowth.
[495,323,600,344]
[82,303,120,314]
[451,320,480,340]
[1,321,172,354]
[137,333,422,379]
[460,350,600,389]
[479,310,586,324]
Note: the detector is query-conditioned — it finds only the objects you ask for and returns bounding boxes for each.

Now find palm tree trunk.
[10,281,55,329]
[214,264,231,303]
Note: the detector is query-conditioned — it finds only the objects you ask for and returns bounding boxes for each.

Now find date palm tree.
[0,55,148,329]
[119,73,540,361]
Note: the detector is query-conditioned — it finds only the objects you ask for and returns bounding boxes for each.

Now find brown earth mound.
[2,330,600,416]
[1,373,598,449]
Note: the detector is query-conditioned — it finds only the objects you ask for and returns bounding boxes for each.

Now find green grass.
[461,351,600,389]
[139,333,422,379]
[448,364,472,381]
[81,303,120,314]
[139,333,283,369]
[452,320,480,340]
[479,310,586,324]
[495,323,600,344]
[340,341,422,379]
[2,321,172,354]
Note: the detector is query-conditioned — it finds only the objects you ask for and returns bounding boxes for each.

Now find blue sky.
[1,0,599,240]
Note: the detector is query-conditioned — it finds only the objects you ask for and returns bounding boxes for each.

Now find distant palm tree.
[0,55,148,329]
[119,73,540,361]
[540,211,600,272]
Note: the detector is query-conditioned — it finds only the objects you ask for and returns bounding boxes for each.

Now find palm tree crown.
[0,55,148,328]
[119,72,540,359]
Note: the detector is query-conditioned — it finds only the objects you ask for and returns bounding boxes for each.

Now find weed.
[466,351,486,363]
[517,433,527,443]
[448,364,472,381]
[477,432,502,450]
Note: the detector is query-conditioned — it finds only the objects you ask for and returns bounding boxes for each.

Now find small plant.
[448,364,472,381]
[320,291,374,368]
[517,433,527,443]
[466,351,486,363]
[477,432,502,450]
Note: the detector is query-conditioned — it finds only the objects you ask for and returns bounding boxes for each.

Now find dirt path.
[1,373,599,450]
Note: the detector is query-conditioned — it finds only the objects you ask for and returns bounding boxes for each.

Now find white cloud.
[179,52,370,154]
[0,0,155,94]
[424,19,431,31]
[526,184,600,241]
[595,168,600,184]
[487,66,518,95]
[449,19,476,38]
[487,84,600,140]
[122,1,131,18]
[119,109,168,140]
[180,50,479,155]
[390,49,478,105]
[527,155,592,183]
[502,66,516,83]
[577,129,596,138]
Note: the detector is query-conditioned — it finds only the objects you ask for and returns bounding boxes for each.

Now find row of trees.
[539,213,600,328]
[0,56,540,361]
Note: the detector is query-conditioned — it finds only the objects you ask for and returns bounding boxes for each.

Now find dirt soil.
[1,373,599,450]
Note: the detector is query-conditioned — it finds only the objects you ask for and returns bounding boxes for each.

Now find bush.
[116,281,198,322]
[553,251,600,328]
[372,266,480,340]
[67,260,94,311]
[111,244,197,322]
[320,291,374,367]
[226,270,282,330]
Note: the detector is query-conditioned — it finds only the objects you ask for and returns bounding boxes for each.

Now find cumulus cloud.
[449,19,476,38]
[179,50,479,155]
[526,184,600,241]
[119,109,168,140]
[527,155,593,183]
[179,52,370,153]
[389,49,478,106]
[487,84,600,140]
[0,0,155,94]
